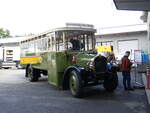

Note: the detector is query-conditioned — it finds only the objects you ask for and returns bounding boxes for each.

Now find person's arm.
[126,59,132,70]
[130,60,133,65]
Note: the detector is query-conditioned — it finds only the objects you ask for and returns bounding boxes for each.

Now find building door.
[118,40,138,60]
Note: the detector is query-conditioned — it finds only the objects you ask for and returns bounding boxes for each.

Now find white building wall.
[96,31,147,58]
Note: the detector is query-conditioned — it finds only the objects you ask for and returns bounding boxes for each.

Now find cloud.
[0,0,142,35]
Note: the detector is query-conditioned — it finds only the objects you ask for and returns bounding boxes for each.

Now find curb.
[142,74,150,105]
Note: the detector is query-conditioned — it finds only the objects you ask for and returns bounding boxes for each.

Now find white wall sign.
[134,50,142,64]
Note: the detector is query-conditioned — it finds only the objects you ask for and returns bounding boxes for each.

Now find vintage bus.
[20,23,118,97]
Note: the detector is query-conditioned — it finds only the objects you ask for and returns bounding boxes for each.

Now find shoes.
[124,87,134,91]
[127,88,134,91]
[124,87,128,90]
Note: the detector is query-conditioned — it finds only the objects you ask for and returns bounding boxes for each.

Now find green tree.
[0,28,10,38]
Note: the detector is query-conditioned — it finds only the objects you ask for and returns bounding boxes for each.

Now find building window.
[96,41,113,46]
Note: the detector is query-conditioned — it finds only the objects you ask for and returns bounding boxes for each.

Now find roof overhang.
[113,0,150,11]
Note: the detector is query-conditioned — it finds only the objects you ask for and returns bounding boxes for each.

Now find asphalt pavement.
[0,69,149,113]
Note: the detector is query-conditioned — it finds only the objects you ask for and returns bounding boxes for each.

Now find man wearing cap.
[121,51,133,90]
[107,52,115,63]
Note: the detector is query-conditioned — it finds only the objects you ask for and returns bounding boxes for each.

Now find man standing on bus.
[121,51,133,91]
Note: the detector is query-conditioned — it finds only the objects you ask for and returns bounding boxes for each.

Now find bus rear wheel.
[28,66,39,82]
[69,70,83,98]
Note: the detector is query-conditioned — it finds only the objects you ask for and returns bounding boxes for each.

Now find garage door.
[118,40,138,59]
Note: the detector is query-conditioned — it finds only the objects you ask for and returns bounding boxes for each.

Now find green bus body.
[25,51,94,87]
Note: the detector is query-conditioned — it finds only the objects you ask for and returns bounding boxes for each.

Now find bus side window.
[51,37,55,51]
[48,38,51,50]
[35,40,38,53]
[58,37,64,51]
[29,41,34,53]
[37,39,42,52]
[88,36,93,50]
[43,38,47,51]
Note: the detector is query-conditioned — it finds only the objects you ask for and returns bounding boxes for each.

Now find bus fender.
[62,66,85,90]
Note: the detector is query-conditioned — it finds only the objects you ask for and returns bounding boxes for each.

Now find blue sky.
[0,0,143,35]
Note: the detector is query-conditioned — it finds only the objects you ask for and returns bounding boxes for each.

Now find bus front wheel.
[69,70,83,98]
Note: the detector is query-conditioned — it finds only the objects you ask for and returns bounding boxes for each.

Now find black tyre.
[103,73,118,91]
[28,66,39,82]
[25,65,29,77]
[69,70,83,98]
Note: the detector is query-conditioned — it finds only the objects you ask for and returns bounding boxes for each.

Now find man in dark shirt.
[107,53,115,63]
[121,51,133,90]
[70,39,84,50]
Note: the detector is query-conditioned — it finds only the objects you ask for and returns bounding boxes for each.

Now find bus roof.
[21,25,96,43]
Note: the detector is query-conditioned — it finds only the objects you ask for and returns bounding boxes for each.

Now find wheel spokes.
[70,75,77,93]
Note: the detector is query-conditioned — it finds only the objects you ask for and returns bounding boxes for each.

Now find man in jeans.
[121,51,133,90]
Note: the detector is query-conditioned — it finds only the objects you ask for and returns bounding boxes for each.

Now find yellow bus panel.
[20,56,42,64]
[96,46,113,52]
